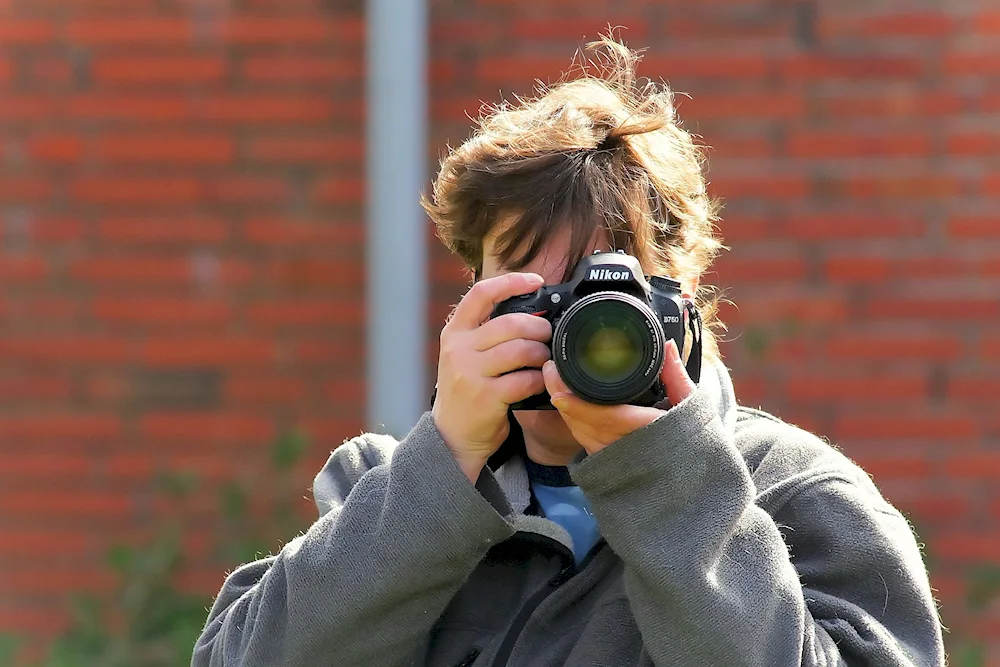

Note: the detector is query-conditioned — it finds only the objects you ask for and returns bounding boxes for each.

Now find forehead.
[483,216,610,278]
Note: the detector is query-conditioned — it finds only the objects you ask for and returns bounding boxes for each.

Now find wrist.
[451,453,487,484]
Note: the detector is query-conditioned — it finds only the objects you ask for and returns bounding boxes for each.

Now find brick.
[786,132,930,158]
[865,298,999,321]
[676,92,806,120]
[294,339,363,364]
[312,177,365,204]
[0,415,122,441]
[824,256,891,282]
[246,136,363,165]
[0,606,66,633]
[0,338,128,364]
[982,338,1000,359]
[65,18,192,45]
[700,134,772,159]
[0,375,72,401]
[139,413,274,442]
[510,19,647,41]
[714,256,806,281]
[224,376,308,404]
[948,376,1000,401]
[29,217,84,243]
[0,57,10,83]
[826,334,962,361]
[70,177,203,204]
[843,176,959,200]
[947,133,1000,155]
[94,134,234,164]
[0,96,57,121]
[93,298,231,326]
[97,215,229,245]
[246,300,363,327]
[67,94,189,122]
[710,175,809,200]
[27,58,74,86]
[0,20,55,44]
[721,295,849,326]
[0,454,91,478]
[83,372,131,403]
[5,568,116,594]
[243,218,363,246]
[896,256,970,279]
[0,178,53,202]
[138,338,275,366]
[0,530,90,556]
[241,56,361,83]
[946,217,999,239]
[24,135,84,163]
[214,17,363,44]
[834,414,978,440]
[208,176,290,204]
[0,257,48,282]
[980,11,1000,33]
[324,377,364,402]
[780,55,923,80]
[935,534,1000,562]
[301,417,365,443]
[892,496,971,522]
[0,490,132,518]
[4,298,81,323]
[265,259,366,290]
[945,454,1000,478]
[850,456,932,481]
[787,374,928,403]
[92,56,227,84]
[70,257,251,286]
[633,55,772,79]
[193,96,337,123]
[944,53,1000,77]
[820,12,955,38]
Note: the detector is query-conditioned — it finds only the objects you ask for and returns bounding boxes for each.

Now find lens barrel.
[552,291,665,405]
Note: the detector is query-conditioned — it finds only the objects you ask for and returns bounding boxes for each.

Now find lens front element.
[553,292,665,405]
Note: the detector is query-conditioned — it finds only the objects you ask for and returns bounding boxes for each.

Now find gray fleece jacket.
[191,361,945,667]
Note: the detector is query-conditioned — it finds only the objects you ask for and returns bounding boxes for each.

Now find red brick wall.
[0,0,367,638]
[1,0,997,659]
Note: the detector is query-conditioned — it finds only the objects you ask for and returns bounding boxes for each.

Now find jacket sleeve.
[191,413,515,667]
[569,388,945,667]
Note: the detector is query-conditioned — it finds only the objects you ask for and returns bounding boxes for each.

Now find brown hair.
[421,34,726,357]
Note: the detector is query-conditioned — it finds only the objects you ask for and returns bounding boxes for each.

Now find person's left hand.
[543,339,697,454]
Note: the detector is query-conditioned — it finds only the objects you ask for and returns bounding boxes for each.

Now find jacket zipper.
[489,537,607,667]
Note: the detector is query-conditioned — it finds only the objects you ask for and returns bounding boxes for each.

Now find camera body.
[491,250,699,410]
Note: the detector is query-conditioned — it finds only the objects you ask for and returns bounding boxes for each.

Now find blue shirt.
[524,459,601,566]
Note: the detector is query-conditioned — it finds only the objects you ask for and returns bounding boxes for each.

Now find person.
[192,36,945,667]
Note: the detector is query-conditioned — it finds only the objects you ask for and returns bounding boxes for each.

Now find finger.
[494,369,546,405]
[541,360,571,397]
[552,392,662,435]
[474,312,552,352]
[660,339,696,406]
[449,273,545,331]
[480,339,551,377]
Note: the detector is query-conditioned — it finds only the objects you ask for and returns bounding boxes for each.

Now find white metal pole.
[365,0,428,436]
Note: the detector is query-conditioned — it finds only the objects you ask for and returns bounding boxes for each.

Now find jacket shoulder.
[734,406,889,512]
[311,431,400,516]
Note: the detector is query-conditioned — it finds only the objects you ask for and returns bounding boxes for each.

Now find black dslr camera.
[491,250,703,410]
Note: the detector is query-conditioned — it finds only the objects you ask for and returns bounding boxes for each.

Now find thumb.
[660,339,696,407]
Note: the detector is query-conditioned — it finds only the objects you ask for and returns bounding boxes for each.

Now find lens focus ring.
[552,291,665,405]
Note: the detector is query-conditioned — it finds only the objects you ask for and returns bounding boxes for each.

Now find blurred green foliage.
[0,430,313,667]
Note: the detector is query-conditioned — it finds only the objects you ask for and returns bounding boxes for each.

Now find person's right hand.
[432,272,553,482]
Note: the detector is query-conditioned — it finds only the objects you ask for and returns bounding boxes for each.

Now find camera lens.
[553,292,665,405]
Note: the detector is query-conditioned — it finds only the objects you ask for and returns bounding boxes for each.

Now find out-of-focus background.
[0,0,998,665]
